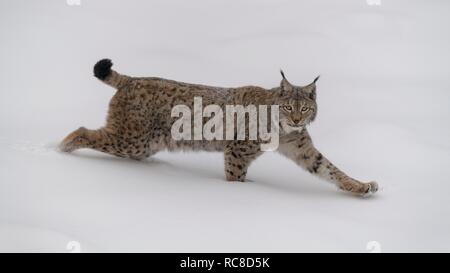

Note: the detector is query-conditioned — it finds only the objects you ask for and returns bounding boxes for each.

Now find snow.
[1,0,450,252]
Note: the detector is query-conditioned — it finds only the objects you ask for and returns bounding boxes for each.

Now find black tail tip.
[94,59,113,80]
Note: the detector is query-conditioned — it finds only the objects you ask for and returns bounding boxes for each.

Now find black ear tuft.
[279,69,294,93]
[280,69,286,80]
[313,75,320,84]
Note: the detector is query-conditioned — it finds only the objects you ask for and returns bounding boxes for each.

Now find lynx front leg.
[278,131,378,196]
[224,142,262,182]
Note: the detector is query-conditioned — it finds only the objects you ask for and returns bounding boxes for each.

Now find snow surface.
[1,0,450,252]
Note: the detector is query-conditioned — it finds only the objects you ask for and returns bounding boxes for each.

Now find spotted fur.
[60,59,378,196]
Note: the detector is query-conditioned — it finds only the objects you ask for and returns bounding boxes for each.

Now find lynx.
[60,59,378,196]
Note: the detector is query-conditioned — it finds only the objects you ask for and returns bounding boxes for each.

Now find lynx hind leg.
[60,127,152,160]
[59,127,116,155]
[224,142,262,182]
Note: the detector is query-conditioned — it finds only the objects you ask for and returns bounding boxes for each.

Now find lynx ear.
[304,75,320,99]
[304,75,320,92]
[313,75,320,84]
[280,69,293,92]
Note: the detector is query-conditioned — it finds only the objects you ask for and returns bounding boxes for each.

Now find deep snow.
[1,0,449,252]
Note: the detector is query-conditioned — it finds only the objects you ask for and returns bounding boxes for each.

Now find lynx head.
[277,70,319,133]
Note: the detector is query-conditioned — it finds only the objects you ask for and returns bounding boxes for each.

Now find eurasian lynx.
[60,59,378,196]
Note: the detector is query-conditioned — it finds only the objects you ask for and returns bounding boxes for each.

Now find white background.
[1,0,449,252]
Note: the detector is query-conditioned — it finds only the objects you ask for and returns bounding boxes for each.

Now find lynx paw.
[362,181,378,197]
[59,127,88,153]
[338,181,379,197]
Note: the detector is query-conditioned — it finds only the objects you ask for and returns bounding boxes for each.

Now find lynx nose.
[292,118,301,125]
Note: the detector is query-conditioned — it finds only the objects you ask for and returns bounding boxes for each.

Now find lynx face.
[277,71,319,133]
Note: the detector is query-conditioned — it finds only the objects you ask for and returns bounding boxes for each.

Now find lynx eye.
[301,107,309,112]
[283,105,293,111]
